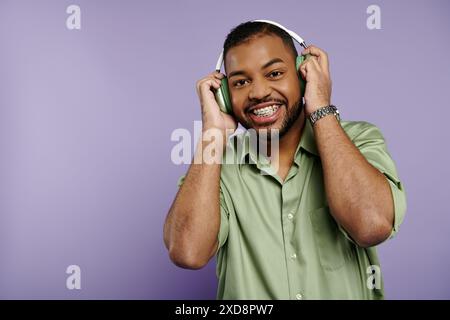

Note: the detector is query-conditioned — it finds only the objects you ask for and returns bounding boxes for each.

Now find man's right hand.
[196,72,237,144]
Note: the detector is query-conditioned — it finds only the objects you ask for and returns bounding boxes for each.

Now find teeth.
[252,105,280,117]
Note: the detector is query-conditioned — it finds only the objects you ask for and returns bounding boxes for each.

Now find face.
[225,34,302,137]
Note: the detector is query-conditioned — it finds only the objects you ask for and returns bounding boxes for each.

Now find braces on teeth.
[253,105,279,117]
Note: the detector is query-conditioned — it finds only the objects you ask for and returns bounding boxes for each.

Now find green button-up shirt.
[179,120,406,300]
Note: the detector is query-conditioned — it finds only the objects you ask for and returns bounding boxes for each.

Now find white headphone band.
[215,19,307,71]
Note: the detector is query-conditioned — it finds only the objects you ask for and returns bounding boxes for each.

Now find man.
[163,21,406,300]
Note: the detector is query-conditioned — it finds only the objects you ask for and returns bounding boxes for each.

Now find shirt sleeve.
[177,174,230,253]
[338,122,407,243]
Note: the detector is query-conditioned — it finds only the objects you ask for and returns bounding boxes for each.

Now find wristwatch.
[309,105,340,126]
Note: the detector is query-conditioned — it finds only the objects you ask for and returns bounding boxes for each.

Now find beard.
[277,98,303,138]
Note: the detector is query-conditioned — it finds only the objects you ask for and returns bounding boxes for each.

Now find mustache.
[245,98,286,112]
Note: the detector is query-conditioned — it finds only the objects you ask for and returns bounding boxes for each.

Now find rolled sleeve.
[345,122,407,241]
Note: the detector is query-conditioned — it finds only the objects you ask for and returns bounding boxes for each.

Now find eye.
[233,79,249,88]
[268,71,283,78]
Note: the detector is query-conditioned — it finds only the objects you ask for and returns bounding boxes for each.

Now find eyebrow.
[228,58,285,78]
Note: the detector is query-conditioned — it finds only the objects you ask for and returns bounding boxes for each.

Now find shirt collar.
[295,118,319,159]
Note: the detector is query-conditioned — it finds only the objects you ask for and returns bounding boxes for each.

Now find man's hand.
[196,72,237,145]
[298,46,332,116]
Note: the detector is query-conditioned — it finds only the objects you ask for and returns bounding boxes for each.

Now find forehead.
[225,34,295,72]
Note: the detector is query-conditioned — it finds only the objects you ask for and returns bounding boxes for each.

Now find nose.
[248,77,271,101]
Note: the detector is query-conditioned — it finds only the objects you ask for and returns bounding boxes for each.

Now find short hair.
[223,21,298,68]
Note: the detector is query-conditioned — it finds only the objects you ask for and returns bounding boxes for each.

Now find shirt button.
[290,253,297,260]
[296,293,303,300]
[287,213,294,220]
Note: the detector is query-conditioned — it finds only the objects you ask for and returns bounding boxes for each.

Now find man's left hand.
[299,45,332,116]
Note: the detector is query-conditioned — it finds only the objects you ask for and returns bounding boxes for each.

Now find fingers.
[301,45,329,72]
[196,71,224,96]
[196,78,221,98]
[213,71,225,80]
[195,71,228,113]
[299,56,321,79]
[301,45,326,56]
[299,60,308,79]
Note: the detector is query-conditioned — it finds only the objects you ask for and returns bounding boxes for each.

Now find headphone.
[214,19,309,114]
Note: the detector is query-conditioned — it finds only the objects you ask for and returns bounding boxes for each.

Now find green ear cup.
[214,77,233,114]
[215,54,309,115]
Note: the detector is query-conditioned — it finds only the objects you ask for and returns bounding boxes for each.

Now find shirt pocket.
[309,206,353,271]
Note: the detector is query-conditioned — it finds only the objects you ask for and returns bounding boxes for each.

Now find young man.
[164,21,406,299]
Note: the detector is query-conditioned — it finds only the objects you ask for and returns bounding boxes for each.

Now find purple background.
[0,0,449,299]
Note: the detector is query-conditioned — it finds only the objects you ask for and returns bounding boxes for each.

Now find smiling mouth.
[251,104,280,117]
